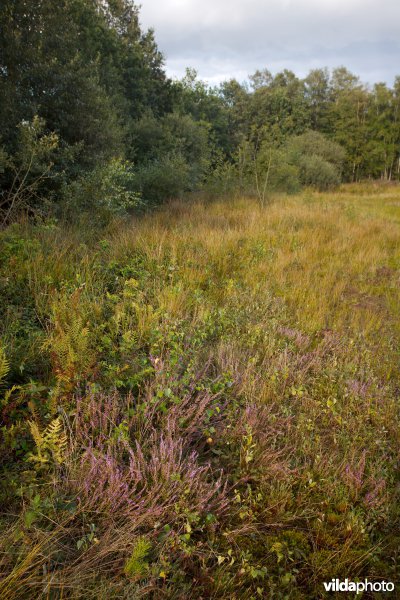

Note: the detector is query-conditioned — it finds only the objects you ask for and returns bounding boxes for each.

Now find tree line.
[1,0,400,222]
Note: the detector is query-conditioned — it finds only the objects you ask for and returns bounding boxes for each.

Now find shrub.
[267,152,301,193]
[286,130,346,170]
[135,153,191,204]
[62,158,141,222]
[203,157,240,196]
[298,154,341,190]
[130,112,211,188]
[285,130,345,190]
[0,117,60,225]
[247,144,301,200]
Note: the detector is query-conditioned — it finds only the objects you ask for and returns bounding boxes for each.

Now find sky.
[139,0,400,87]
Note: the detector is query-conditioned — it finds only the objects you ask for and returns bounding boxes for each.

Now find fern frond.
[28,400,41,425]
[0,345,10,384]
[43,416,62,441]
[52,430,68,464]
[44,416,67,464]
[28,421,44,460]
[28,416,67,465]
[43,294,94,400]
[1,385,21,409]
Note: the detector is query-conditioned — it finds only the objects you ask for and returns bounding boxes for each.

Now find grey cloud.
[139,0,400,85]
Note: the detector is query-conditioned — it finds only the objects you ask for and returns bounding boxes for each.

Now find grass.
[0,183,399,598]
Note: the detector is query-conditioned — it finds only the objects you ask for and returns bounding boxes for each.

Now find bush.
[61,158,141,222]
[204,156,240,196]
[298,154,341,190]
[242,142,301,200]
[0,117,60,225]
[135,153,191,204]
[209,130,343,197]
[130,112,211,195]
[286,130,346,170]
[267,151,301,193]
[283,131,345,190]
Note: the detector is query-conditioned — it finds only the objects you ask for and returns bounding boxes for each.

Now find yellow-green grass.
[113,184,400,350]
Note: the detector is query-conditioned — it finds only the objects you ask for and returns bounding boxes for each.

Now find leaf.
[24,510,37,528]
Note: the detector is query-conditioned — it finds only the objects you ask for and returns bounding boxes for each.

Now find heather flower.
[66,389,228,529]
[344,450,367,492]
[364,478,386,508]
[347,379,370,399]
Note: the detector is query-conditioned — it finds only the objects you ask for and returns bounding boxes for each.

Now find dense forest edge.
[1,0,400,226]
[1,1,400,599]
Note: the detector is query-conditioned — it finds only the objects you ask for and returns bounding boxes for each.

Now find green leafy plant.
[62,158,141,222]
[0,344,10,384]
[27,416,67,466]
[124,536,152,579]
[0,116,59,225]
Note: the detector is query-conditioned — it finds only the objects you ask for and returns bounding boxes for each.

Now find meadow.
[0,184,399,598]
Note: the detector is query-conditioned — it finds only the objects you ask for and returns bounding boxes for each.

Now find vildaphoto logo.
[323,579,395,594]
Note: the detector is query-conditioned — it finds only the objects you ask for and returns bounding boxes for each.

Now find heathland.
[1,184,399,598]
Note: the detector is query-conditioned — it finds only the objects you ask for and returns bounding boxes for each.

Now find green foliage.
[0,116,60,224]
[297,154,341,190]
[285,131,344,190]
[135,153,191,204]
[1,0,400,218]
[0,344,10,384]
[204,156,239,196]
[0,0,176,216]
[28,416,67,467]
[1,0,400,221]
[286,130,345,171]
[208,128,344,200]
[130,111,211,202]
[124,537,152,579]
[262,149,301,194]
[62,158,141,221]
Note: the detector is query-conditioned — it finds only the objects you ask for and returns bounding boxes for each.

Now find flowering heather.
[69,390,228,521]
[346,378,371,399]
[344,450,367,493]
[277,326,310,349]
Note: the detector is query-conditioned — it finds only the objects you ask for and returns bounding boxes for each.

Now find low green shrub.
[298,154,341,190]
[135,153,191,204]
[61,158,141,223]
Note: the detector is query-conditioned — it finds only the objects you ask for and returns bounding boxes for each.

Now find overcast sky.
[139,0,400,87]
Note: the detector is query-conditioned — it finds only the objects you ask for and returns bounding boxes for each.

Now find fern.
[29,421,43,450]
[0,385,21,410]
[28,400,42,428]
[28,416,67,466]
[43,293,95,401]
[124,536,151,579]
[44,417,68,464]
[0,344,10,385]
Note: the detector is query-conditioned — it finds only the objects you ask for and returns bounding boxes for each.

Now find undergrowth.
[0,184,399,598]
